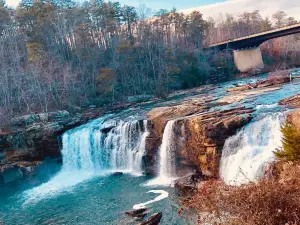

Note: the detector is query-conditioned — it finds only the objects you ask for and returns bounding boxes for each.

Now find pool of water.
[0,162,191,225]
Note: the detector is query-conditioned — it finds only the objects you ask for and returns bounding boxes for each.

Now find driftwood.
[138,212,162,225]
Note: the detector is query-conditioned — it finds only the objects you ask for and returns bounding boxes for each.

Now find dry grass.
[184,162,300,225]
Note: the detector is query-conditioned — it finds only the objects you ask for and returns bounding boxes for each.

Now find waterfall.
[104,120,149,175]
[24,117,149,202]
[220,113,284,185]
[146,120,177,186]
[61,120,148,175]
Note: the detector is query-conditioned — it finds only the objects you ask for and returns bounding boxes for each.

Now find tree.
[0,0,10,35]
[121,5,137,44]
[188,11,206,48]
[272,11,288,28]
[275,122,300,161]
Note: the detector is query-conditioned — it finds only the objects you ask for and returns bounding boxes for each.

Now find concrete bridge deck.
[206,23,300,50]
[204,23,300,73]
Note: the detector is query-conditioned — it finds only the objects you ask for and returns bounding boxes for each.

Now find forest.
[0,0,299,123]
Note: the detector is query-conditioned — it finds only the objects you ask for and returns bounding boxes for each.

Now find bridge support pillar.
[233,47,264,73]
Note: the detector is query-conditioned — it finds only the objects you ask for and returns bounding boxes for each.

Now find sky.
[5,0,227,10]
[5,0,300,20]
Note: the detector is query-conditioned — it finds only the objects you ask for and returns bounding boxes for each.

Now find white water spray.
[24,117,149,202]
[146,120,177,186]
[104,120,149,175]
[133,190,169,209]
[220,113,284,185]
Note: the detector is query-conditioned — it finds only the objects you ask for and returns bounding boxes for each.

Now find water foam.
[23,117,149,203]
[220,113,284,185]
[146,120,177,186]
[133,190,169,209]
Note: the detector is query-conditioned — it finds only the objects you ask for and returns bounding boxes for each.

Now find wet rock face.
[179,107,253,177]
[138,212,162,225]
[279,94,300,108]
[281,94,300,131]
[125,208,148,218]
[146,105,253,178]
[227,75,290,92]
[287,109,300,131]
[0,109,106,180]
[144,102,209,175]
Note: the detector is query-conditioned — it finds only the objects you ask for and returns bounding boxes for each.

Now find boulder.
[138,212,162,225]
[175,169,203,193]
[279,94,300,108]
[287,109,300,131]
[125,208,148,218]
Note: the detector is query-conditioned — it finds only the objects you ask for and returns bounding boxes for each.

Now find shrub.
[184,162,300,225]
[275,122,300,161]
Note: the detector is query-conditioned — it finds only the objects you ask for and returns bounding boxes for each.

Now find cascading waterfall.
[61,120,148,174]
[220,113,284,185]
[146,120,177,186]
[24,117,149,202]
[104,120,149,175]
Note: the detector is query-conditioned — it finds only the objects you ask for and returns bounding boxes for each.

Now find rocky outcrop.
[279,94,300,108]
[227,75,290,92]
[287,109,300,131]
[218,87,280,104]
[0,108,107,182]
[178,107,253,177]
[175,169,203,193]
[144,100,211,175]
[146,103,253,178]
[281,93,300,131]
[125,208,148,218]
[138,212,162,225]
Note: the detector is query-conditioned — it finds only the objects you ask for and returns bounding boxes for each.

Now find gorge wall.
[145,103,253,177]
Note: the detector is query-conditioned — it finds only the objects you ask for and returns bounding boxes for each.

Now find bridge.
[205,23,300,73]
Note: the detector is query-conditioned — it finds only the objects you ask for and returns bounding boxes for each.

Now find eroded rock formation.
[227,75,290,92]
[287,109,300,131]
[0,108,106,181]
[146,103,253,177]
[279,94,300,108]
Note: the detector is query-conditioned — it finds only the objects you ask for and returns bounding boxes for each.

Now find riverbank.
[0,69,300,225]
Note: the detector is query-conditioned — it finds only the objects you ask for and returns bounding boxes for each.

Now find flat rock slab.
[279,94,300,108]
[218,87,280,104]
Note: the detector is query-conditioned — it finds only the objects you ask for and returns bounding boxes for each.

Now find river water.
[0,70,300,225]
[0,116,191,225]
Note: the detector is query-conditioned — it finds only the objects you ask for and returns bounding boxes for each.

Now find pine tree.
[275,122,300,161]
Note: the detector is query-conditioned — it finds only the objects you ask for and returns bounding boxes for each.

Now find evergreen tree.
[275,122,300,161]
